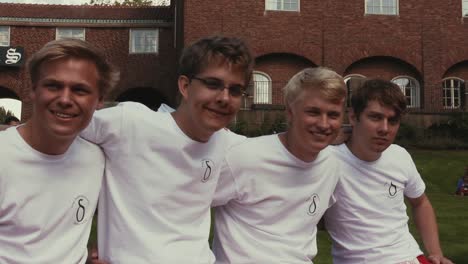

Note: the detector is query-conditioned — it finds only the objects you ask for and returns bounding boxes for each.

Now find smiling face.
[175,59,245,142]
[286,88,344,161]
[348,100,400,161]
[30,58,102,143]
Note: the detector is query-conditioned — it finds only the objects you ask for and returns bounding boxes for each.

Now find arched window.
[391,76,420,108]
[442,78,464,109]
[344,74,366,107]
[253,72,272,104]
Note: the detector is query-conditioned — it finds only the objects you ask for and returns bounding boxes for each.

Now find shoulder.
[74,137,105,161]
[216,128,247,147]
[382,144,412,161]
[225,134,275,162]
[118,102,158,118]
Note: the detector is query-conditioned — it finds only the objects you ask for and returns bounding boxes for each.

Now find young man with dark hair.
[212,67,347,263]
[0,39,118,263]
[82,35,254,263]
[325,79,453,264]
[4,115,20,126]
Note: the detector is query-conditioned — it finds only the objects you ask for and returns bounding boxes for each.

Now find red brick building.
[181,0,468,126]
[0,3,178,120]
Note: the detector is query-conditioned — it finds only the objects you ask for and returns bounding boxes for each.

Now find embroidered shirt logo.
[72,195,90,225]
[201,159,214,182]
[307,194,320,216]
[384,181,398,199]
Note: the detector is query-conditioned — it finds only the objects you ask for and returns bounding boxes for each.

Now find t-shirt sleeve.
[403,151,426,198]
[80,103,125,145]
[212,158,239,207]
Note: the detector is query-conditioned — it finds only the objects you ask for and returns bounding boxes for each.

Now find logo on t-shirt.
[201,159,214,182]
[307,194,320,216]
[384,181,398,199]
[72,195,90,225]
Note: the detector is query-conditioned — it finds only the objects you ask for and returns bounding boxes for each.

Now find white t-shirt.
[212,134,340,264]
[81,102,245,264]
[0,127,104,264]
[324,144,425,264]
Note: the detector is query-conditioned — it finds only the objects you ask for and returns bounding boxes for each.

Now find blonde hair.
[28,38,120,96]
[282,67,346,107]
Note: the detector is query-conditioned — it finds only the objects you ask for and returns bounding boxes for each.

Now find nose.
[317,115,330,130]
[57,88,73,106]
[378,119,389,134]
[216,86,230,104]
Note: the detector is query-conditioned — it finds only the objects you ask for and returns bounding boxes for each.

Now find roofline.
[0,17,173,28]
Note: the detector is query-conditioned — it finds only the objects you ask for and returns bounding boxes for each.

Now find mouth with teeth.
[51,110,78,119]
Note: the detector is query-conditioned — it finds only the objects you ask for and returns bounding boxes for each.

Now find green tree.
[89,0,170,6]
[0,106,17,124]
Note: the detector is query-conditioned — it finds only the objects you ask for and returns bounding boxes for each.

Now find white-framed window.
[56,28,85,40]
[344,74,366,107]
[463,0,468,16]
[253,71,272,104]
[0,26,10,46]
[392,76,420,108]
[365,0,398,15]
[130,29,158,54]
[442,77,464,109]
[265,0,299,11]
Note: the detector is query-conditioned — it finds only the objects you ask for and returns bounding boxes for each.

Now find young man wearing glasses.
[82,35,253,263]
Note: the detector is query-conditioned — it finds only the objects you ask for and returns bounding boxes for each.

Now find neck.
[18,121,73,155]
[279,132,318,163]
[346,137,381,162]
[171,107,211,143]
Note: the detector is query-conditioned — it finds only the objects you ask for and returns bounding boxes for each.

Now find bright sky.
[0,0,165,4]
[0,98,22,119]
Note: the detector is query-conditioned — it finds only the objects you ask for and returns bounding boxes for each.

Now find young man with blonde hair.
[212,67,346,263]
[0,39,118,263]
[325,79,453,264]
[83,35,253,263]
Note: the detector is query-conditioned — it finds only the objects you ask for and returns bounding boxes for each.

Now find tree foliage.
[89,0,170,6]
[0,106,17,124]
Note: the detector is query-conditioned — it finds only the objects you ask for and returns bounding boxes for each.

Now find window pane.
[266,0,298,11]
[0,26,9,46]
[57,28,85,40]
[392,77,419,108]
[130,29,158,53]
[366,0,397,15]
[442,78,463,108]
[253,73,271,104]
[464,0,468,16]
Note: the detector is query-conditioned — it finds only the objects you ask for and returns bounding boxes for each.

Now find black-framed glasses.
[191,76,246,97]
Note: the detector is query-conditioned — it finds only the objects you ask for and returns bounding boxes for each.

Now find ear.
[178,75,190,101]
[285,103,293,124]
[29,87,36,102]
[97,97,104,110]
[348,108,357,127]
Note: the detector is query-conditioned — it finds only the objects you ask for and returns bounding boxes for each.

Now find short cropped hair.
[4,115,19,125]
[28,38,119,96]
[178,35,254,85]
[282,67,346,107]
[351,78,407,120]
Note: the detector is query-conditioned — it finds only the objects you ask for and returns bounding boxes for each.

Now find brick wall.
[183,0,468,117]
[0,3,177,120]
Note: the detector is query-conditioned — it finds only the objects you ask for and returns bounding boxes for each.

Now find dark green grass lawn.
[89,149,468,263]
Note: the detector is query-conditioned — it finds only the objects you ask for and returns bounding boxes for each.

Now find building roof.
[0,3,173,21]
